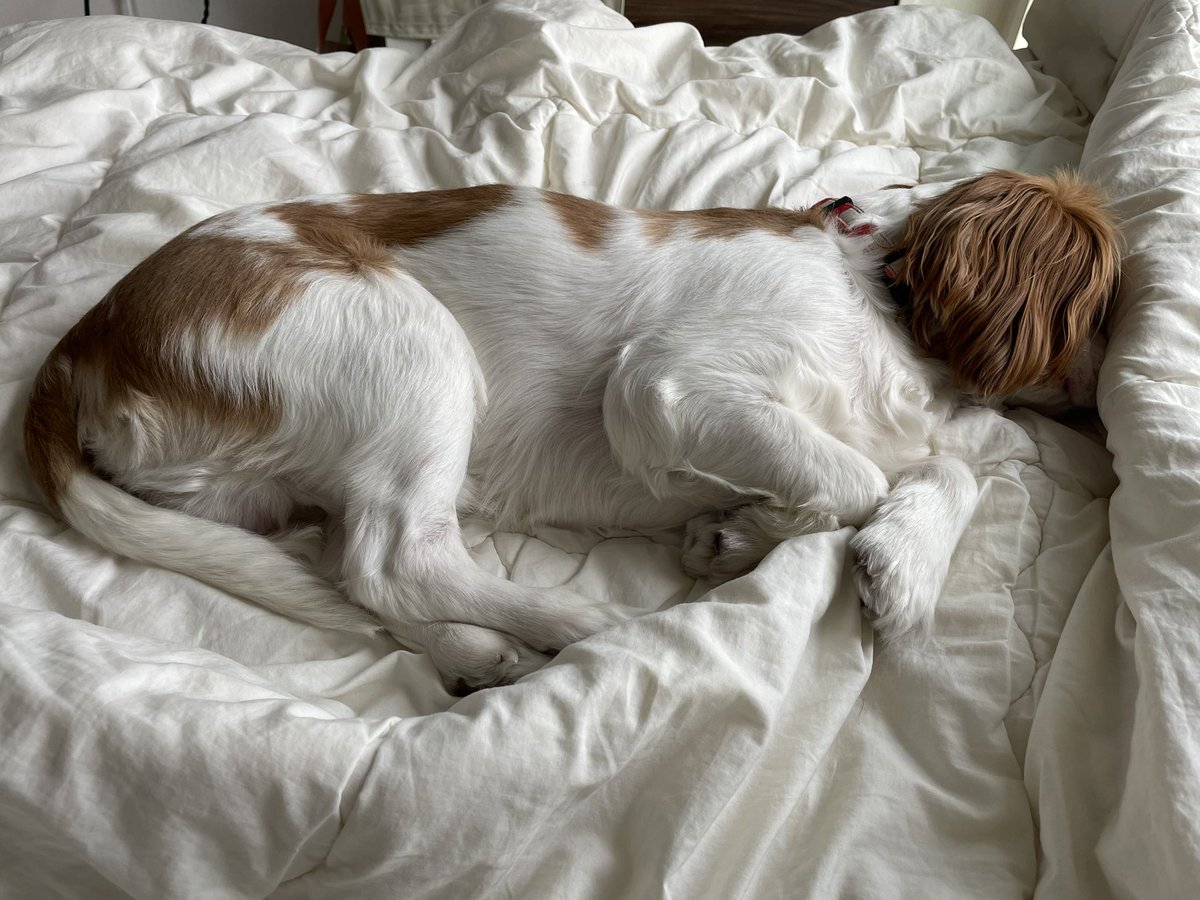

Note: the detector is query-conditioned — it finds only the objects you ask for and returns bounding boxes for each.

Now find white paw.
[850,525,941,644]
[849,502,953,644]
[849,457,977,643]
[682,505,838,582]
[682,511,762,582]
[425,623,554,695]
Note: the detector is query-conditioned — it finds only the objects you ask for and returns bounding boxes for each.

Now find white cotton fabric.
[1022,0,1155,114]
[0,1,1193,896]
[1026,2,1200,897]
[361,0,624,39]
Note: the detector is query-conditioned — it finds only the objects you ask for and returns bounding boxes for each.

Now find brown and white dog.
[24,170,1120,691]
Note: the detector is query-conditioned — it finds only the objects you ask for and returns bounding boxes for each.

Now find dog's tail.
[23,348,382,635]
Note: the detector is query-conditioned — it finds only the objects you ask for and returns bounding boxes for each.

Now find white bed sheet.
[0,1,1189,897]
[1024,1,1200,896]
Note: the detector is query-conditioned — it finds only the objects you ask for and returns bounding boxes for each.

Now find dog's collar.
[816,195,907,309]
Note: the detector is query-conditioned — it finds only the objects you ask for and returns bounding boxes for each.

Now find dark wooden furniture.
[625,0,898,45]
[319,0,371,52]
[321,0,899,53]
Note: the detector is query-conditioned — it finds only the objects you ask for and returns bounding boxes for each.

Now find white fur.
[57,185,1057,689]
[850,456,979,642]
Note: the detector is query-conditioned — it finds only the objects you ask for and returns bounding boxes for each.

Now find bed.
[1,0,1197,896]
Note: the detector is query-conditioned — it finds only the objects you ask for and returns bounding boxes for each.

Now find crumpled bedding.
[0,1,1194,897]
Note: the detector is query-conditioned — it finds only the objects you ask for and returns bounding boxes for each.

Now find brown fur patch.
[270,206,397,278]
[74,239,285,436]
[25,229,303,510]
[542,191,618,250]
[24,351,80,514]
[25,185,516,511]
[334,184,513,247]
[637,206,829,244]
[25,302,284,513]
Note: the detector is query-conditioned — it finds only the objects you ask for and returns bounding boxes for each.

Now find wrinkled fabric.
[0,1,1185,897]
[1026,1,1200,897]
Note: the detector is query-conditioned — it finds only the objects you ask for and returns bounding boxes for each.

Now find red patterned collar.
[812,195,906,286]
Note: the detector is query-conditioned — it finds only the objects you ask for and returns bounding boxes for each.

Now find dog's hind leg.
[338,443,636,688]
[326,282,636,689]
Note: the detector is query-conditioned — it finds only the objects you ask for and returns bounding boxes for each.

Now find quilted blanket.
[1,0,1196,896]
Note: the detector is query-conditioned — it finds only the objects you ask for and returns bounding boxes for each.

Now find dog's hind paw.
[424,622,554,695]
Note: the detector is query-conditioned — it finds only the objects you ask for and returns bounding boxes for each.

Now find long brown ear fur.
[896,169,1121,398]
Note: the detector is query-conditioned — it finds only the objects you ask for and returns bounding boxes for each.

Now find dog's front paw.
[850,511,943,644]
[851,539,936,644]
[850,457,977,644]
[682,511,754,582]
[682,505,837,582]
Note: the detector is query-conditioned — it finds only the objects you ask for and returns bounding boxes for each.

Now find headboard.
[624,1,897,44]
[355,0,899,47]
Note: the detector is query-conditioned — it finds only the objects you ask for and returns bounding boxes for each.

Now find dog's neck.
[812,194,911,310]
[816,187,985,399]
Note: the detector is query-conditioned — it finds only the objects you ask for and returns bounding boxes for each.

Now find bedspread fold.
[1,1,1192,897]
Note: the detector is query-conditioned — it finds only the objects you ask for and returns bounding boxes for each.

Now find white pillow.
[1022,0,1154,112]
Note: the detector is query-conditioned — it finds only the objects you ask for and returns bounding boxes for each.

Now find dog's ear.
[897,169,1121,398]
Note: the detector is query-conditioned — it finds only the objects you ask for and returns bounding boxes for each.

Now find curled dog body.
[24,173,1120,690]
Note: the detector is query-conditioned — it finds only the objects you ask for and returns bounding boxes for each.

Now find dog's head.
[895,169,1121,400]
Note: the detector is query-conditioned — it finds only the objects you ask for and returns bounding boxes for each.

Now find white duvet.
[0,1,1196,897]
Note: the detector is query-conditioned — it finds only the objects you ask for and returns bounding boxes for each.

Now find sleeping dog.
[24,171,1120,691]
